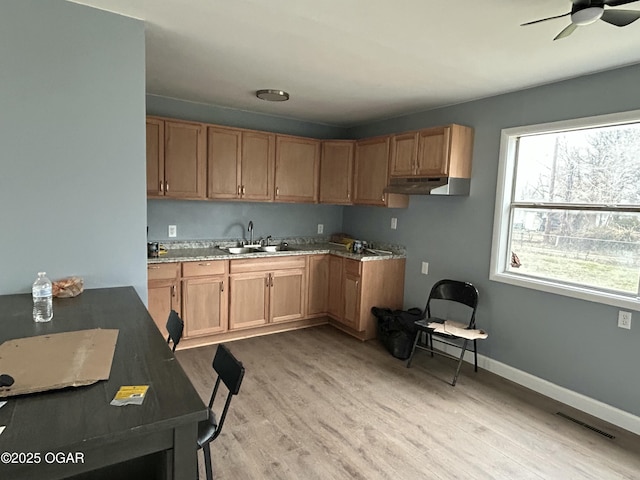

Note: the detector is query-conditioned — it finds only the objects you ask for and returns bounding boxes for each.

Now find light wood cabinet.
[354,136,408,208]
[319,140,354,204]
[327,255,343,319]
[146,118,164,196]
[229,256,307,330]
[327,256,406,340]
[181,260,228,338]
[391,124,474,179]
[275,135,320,203]
[147,263,181,338]
[307,255,329,316]
[147,117,206,199]
[207,126,275,201]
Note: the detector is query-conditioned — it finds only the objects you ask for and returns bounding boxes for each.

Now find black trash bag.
[371,307,423,360]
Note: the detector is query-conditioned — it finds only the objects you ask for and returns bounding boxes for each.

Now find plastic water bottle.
[32,272,53,322]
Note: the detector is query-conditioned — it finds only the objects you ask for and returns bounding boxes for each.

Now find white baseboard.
[433,342,640,436]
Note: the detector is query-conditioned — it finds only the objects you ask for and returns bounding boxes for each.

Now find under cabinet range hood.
[383,177,470,196]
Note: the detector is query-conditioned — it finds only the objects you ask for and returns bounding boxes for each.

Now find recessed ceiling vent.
[256,89,290,102]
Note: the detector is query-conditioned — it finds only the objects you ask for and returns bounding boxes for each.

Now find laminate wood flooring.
[176,325,640,480]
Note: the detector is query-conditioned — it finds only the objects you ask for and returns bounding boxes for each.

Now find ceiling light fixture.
[256,89,290,102]
[571,6,604,26]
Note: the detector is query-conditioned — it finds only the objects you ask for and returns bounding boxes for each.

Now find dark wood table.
[0,287,207,480]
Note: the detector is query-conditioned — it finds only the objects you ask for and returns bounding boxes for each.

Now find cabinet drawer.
[182,260,228,277]
[343,258,361,277]
[147,262,180,280]
[230,256,306,274]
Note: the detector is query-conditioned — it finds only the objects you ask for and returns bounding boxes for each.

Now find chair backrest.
[166,310,184,352]
[426,279,479,327]
[208,344,245,441]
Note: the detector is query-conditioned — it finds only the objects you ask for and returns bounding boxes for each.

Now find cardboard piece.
[0,328,118,398]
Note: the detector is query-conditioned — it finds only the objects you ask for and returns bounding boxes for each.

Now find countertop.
[148,241,406,264]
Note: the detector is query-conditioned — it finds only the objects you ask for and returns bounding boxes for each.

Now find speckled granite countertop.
[148,239,405,264]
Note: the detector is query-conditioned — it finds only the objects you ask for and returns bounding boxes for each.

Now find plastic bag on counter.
[52,276,84,298]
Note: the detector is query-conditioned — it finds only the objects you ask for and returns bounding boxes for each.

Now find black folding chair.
[406,279,483,386]
[166,309,184,352]
[197,344,245,480]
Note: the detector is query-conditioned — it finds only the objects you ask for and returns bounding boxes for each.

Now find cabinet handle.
[148,265,160,270]
[270,275,274,287]
[165,181,169,192]
[242,185,245,195]
[220,281,224,293]
[265,276,269,288]
[237,185,241,195]
[381,194,385,202]
[159,180,164,193]
[276,187,279,196]
[198,262,211,266]
[172,285,176,297]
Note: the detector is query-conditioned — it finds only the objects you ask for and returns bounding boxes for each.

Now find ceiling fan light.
[571,6,604,26]
[256,89,290,102]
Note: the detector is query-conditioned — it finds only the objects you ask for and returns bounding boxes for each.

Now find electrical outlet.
[317,224,324,234]
[391,217,398,230]
[168,225,177,238]
[618,311,632,329]
[421,262,429,275]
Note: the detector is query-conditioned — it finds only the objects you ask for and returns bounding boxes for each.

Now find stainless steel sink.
[257,245,287,252]
[226,247,256,254]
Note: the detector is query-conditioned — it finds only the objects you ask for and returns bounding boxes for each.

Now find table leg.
[172,423,198,480]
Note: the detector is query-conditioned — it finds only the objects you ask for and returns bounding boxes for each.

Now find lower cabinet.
[147,263,181,339]
[327,257,406,340]
[147,254,405,347]
[229,256,307,330]
[181,260,228,337]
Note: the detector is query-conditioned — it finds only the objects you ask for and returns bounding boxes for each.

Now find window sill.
[489,271,640,312]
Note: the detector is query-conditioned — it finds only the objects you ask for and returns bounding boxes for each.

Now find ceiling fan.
[522,0,640,40]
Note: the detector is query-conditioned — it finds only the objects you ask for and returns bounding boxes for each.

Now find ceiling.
[69,0,640,127]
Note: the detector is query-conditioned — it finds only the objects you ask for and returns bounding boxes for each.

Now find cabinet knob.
[242,185,245,195]
[237,185,241,195]
[220,281,224,293]
[276,187,279,196]
[159,180,164,193]
[165,181,169,192]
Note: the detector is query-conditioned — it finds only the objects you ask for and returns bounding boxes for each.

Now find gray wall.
[0,1,147,298]
[345,64,640,417]
[148,200,343,242]
[146,95,348,240]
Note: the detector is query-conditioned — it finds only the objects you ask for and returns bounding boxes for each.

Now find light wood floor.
[176,325,640,480]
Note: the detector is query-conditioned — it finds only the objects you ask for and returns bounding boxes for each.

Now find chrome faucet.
[248,221,254,246]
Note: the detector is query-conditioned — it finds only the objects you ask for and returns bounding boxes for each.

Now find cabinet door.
[242,131,275,201]
[308,255,329,316]
[208,126,241,199]
[353,136,390,206]
[164,120,206,198]
[390,132,418,177]
[148,279,180,339]
[319,141,354,204]
[416,126,450,177]
[146,118,164,197]
[342,273,361,329]
[275,135,320,203]
[327,255,343,319]
[229,273,269,330]
[182,276,228,337]
[270,268,306,323]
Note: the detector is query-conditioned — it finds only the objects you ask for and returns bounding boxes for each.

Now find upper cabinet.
[353,136,408,208]
[275,135,320,203]
[147,117,206,199]
[207,126,275,201]
[390,124,474,179]
[319,140,354,205]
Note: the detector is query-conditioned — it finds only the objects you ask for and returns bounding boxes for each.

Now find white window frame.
[490,109,640,311]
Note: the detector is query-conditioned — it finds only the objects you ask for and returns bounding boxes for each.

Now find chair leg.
[451,339,469,387]
[406,331,421,368]
[473,339,478,372]
[202,444,213,480]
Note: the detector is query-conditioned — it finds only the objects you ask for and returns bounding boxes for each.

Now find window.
[491,110,640,309]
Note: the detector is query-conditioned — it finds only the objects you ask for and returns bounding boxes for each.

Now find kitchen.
[2,0,640,478]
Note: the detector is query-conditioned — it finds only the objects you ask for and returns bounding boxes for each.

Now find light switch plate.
[421,262,429,275]
[391,217,398,230]
[168,225,177,238]
[317,224,324,234]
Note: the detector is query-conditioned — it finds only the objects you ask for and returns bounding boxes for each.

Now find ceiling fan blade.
[604,0,640,7]
[554,23,578,40]
[601,9,640,26]
[521,12,570,26]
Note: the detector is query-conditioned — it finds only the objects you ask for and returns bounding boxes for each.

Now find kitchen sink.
[257,245,289,252]
[220,244,298,254]
[225,247,256,254]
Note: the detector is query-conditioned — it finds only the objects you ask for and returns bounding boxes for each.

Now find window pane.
[514,123,640,205]
[508,208,640,296]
